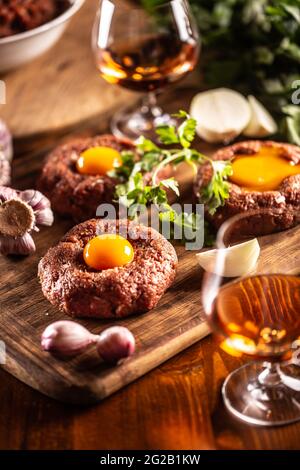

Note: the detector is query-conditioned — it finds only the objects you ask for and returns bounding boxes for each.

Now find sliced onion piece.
[196,238,260,278]
[190,88,251,144]
[244,95,278,137]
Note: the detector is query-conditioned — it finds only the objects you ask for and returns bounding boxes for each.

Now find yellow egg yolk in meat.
[83,234,134,270]
[230,146,300,192]
[76,146,122,176]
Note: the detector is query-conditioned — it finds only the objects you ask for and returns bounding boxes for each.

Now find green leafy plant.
[282,104,300,145]
[110,111,232,244]
[141,0,300,144]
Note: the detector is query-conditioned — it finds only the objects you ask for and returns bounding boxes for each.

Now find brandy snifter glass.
[92,0,200,140]
[202,209,300,426]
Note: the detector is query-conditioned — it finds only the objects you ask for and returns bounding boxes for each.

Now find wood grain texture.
[1,134,211,404]
[1,144,300,452]
[0,0,199,139]
[1,339,300,450]
[0,0,300,449]
[2,101,299,405]
[0,0,134,138]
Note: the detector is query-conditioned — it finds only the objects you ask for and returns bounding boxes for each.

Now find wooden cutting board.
[1,106,299,404]
[0,0,299,404]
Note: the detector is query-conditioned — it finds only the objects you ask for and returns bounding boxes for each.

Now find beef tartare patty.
[37,135,135,222]
[195,140,300,234]
[38,219,178,319]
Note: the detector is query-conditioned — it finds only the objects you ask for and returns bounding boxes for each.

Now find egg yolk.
[83,234,134,270]
[76,146,122,176]
[230,146,300,192]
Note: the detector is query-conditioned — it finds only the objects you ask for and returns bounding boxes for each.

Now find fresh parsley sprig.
[151,110,232,215]
[110,111,232,240]
[201,160,233,215]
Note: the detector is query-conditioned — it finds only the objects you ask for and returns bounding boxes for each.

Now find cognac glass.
[92,0,200,140]
[202,210,300,426]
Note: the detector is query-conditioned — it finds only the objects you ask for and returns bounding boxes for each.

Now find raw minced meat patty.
[194,140,300,235]
[38,219,178,319]
[37,135,136,223]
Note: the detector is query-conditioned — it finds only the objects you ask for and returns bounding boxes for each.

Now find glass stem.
[258,362,281,388]
[141,92,162,118]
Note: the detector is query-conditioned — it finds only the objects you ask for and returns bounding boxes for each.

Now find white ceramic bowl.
[0,0,85,74]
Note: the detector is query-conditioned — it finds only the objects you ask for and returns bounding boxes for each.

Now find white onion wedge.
[244,95,278,137]
[190,88,251,143]
[196,238,260,278]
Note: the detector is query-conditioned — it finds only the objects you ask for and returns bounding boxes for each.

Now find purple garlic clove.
[0,186,54,256]
[0,119,13,163]
[97,326,136,364]
[0,154,11,186]
[41,321,97,357]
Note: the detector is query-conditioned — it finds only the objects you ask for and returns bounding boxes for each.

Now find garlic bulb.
[41,321,136,364]
[41,321,97,357]
[97,326,136,364]
[0,186,54,256]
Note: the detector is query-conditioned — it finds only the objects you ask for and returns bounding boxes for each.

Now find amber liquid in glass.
[212,274,300,359]
[96,33,199,92]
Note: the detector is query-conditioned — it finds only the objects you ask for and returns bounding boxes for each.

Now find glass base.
[111,95,178,142]
[222,362,300,426]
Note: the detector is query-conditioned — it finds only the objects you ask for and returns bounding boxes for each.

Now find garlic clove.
[190,88,251,144]
[0,119,13,163]
[0,231,36,256]
[196,238,260,278]
[41,321,97,357]
[41,321,136,364]
[0,153,11,186]
[244,95,278,137]
[0,120,13,186]
[19,189,51,211]
[19,190,54,226]
[17,232,36,255]
[0,185,18,202]
[97,326,136,364]
[35,208,54,227]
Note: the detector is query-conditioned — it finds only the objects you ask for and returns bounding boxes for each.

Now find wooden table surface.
[1,0,300,451]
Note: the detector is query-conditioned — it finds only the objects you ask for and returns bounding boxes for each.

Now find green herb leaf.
[113,108,232,245]
[282,104,300,145]
[173,110,190,119]
[178,116,197,148]
[136,136,160,153]
[160,178,180,197]
[156,125,179,145]
[201,160,233,215]
[108,150,136,180]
